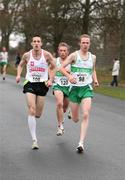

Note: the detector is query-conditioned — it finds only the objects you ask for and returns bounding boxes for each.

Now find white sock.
[79,141,84,145]
[28,115,37,142]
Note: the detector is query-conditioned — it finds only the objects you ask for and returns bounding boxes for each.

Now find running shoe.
[76,143,84,153]
[32,141,39,150]
[56,126,65,136]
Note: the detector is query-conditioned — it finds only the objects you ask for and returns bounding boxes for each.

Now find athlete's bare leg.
[70,98,92,152]
[80,97,92,143]
[54,90,64,127]
[35,96,45,118]
[69,102,80,123]
[26,93,36,116]
[26,93,38,144]
[3,64,7,79]
[63,97,69,113]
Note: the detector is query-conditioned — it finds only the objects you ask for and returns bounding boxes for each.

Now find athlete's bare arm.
[44,50,56,86]
[92,55,99,87]
[16,52,29,83]
[59,52,77,84]
[44,51,56,70]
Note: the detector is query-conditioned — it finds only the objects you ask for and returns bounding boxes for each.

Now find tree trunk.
[1,33,10,50]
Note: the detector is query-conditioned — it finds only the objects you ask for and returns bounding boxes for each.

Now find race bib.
[32,74,41,82]
[60,77,68,86]
[77,74,85,82]
[74,73,87,85]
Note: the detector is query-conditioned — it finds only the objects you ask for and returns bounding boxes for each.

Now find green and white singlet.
[0,51,8,64]
[54,57,70,87]
[71,51,94,87]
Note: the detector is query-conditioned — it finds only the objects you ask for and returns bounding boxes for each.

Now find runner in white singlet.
[0,47,8,80]
[16,35,56,150]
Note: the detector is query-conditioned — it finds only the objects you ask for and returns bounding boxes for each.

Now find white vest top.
[71,51,94,86]
[0,52,8,62]
[25,49,48,82]
[53,57,70,86]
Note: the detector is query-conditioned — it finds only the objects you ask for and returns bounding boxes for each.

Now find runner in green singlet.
[60,34,99,153]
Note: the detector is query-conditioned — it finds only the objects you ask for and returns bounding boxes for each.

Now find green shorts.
[52,84,70,97]
[0,62,8,66]
[69,84,94,104]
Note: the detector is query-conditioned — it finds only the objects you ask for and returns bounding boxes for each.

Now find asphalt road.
[0,75,125,180]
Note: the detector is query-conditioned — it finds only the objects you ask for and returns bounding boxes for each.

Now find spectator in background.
[15,52,21,68]
[0,46,8,80]
[110,58,120,87]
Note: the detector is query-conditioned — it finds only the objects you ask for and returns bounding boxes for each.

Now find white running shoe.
[56,126,65,136]
[76,142,84,153]
[32,141,39,150]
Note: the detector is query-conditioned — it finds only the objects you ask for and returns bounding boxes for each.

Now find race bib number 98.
[78,75,84,82]
[76,73,86,84]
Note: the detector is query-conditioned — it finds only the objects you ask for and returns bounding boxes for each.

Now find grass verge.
[94,85,125,100]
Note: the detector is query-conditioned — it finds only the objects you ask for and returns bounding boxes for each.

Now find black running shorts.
[23,81,49,96]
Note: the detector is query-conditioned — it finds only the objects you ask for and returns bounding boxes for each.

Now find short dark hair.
[32,34,41,38]
[58,42,70,51]
[32,34,42,42]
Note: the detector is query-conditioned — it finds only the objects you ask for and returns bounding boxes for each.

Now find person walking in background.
[16,35,56,150]
[0,46,8,80]
[60,34,99,153]
[52,42,70,136]
[110,58,120,87]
